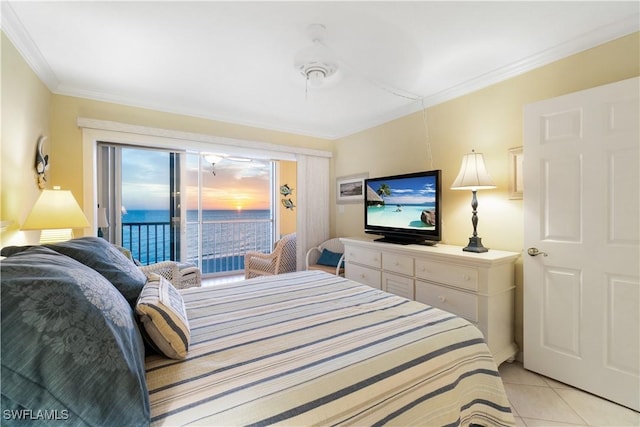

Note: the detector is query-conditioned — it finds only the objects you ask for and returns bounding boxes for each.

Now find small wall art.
[508,146,523,200]
[280,184,295,210]
[35,135,49,189]
[336,173,368,204]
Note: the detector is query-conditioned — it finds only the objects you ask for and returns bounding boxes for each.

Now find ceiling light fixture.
[294,24,338,88]
[204,153,224,175]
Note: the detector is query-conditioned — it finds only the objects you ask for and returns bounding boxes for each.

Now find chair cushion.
[0,246,149,426]
[308,264,344,275]
[135,275,191,359]
[316,248,344,268]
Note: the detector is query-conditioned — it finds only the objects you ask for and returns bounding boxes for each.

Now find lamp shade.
[450,150,496,191]
[97,207,109,228]
[22,188,90,230]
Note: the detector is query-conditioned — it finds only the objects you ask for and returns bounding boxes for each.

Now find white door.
[523,77,639,411]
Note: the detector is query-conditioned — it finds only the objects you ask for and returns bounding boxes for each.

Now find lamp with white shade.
[21,186,90,244]
[97,206,109,238]
[450,150,496,253]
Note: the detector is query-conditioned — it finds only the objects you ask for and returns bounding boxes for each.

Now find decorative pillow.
[136,274,191,359]
[0,244,33,257]
[0,246,150,426]
[44,236,147,307]
[316,248,345,268]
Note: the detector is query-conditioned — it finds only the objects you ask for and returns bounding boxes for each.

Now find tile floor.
[499,362,639,426]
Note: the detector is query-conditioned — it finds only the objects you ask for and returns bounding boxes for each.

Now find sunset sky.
[121,148,272,211]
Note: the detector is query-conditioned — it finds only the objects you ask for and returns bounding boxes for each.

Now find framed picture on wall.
[336,173,368,204]
[508,147,524,199]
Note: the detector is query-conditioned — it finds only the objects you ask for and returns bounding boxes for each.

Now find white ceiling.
[3,1,638,140]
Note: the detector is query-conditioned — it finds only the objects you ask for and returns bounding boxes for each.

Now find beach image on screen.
[366,175,437,229]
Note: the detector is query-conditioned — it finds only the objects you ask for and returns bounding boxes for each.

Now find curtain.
[295,154,330,270]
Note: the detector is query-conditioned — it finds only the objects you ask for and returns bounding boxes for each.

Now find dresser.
[341,237,520,365]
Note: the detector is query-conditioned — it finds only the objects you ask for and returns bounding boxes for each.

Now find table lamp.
[450,150,496,252]
[22,186,90,243]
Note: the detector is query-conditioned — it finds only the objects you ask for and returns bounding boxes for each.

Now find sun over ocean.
[122,209,272,273]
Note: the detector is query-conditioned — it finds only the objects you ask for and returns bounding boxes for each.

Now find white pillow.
[135,274,190,359]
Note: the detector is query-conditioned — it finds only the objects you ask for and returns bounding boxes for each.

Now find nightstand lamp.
[97,207,109,238]
[451,150,496,253]
[22,186,90,243]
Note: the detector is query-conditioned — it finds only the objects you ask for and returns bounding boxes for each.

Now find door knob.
[527,247,548,257]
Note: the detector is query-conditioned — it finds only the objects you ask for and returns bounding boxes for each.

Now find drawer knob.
[463,275,470,281]
[438,296,446,303]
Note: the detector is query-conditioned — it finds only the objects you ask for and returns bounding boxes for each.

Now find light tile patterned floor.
[499,362,640,427]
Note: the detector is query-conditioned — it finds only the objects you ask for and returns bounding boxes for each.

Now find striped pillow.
[135,274,190,359]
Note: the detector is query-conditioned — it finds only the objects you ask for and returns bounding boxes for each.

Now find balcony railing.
[121,219,273,275]
[122,222,171,265]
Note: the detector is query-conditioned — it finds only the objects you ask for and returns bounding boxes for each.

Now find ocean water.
[121,209,273,274]
[367,204,436,229]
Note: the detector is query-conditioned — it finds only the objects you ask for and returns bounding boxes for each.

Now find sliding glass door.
[97,144,179,264]
[184,153,275,274]
[97,143,275,276]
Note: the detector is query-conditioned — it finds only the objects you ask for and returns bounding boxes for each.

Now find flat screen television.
[364,170,442,245]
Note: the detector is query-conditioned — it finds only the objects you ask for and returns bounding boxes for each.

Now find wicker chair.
[116,244,202,289]
[139,261,202,289]
[305,238,345,276]
[244,233,297,279]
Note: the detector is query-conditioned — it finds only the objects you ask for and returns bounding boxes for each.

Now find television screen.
[364,170,441,245]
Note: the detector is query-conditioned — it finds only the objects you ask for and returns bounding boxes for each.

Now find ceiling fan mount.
[294,24,338,87]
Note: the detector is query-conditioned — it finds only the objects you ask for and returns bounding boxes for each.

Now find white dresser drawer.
[345,247,381,269]
[415,281,478,323]
[382,253,414,276]
[415,259,478,292]
[345,263,381,289]
[382,272,414,299]
[340,237,519,365]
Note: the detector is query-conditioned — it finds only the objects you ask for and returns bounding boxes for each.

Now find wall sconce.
[451,150,496,252]
[21,186,90,243]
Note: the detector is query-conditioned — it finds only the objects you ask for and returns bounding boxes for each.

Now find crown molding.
[4,3,638,141]
[1,1,59,91]
[336,13,640,139]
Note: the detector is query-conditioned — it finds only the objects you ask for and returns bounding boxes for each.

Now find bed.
[147,271,515,426]
[1,238,515,427]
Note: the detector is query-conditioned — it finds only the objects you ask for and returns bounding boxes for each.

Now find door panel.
[542,267,582,358]
[608,148,639,245]
[606,276,639,375]
[542,155,582,241]
[524,77,639,411]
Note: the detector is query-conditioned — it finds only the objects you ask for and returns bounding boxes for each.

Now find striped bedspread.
[146,270,515,426]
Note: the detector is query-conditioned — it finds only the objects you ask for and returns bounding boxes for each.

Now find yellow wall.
[2,28,638,350]
[1,32,52,246]
[49,95,333,211]
[333,32,640,351]
[2,29,330,246]
[333,32,639,248]
[278,160,297,236]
